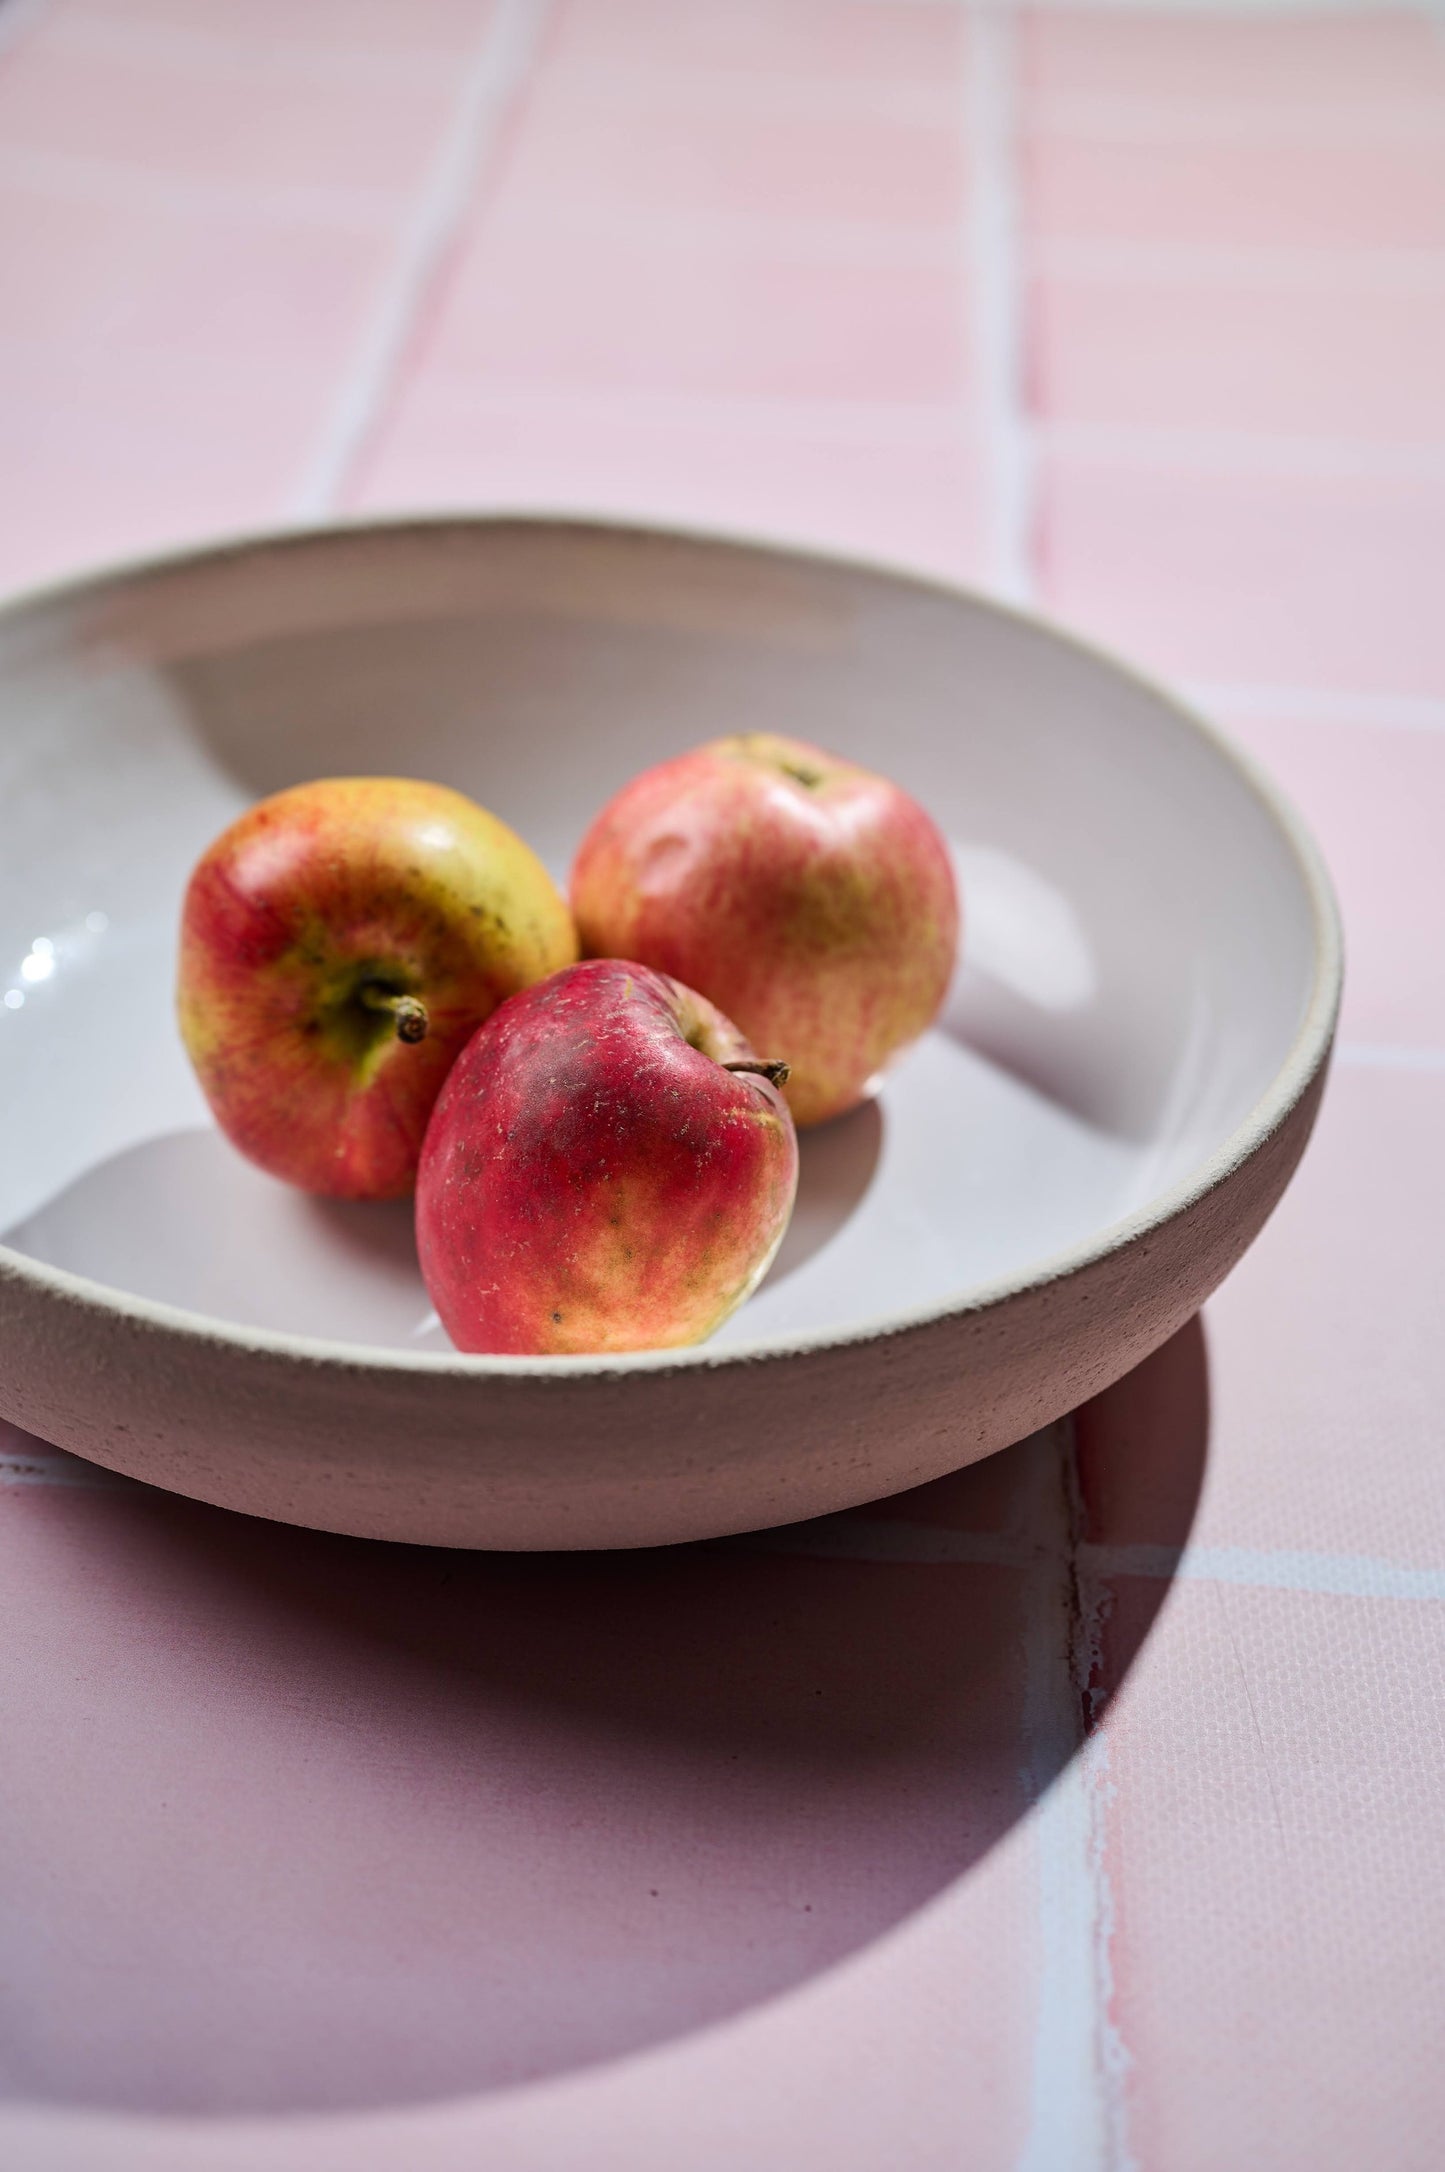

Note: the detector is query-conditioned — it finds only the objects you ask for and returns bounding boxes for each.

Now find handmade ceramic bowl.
[0,519,1340,1548]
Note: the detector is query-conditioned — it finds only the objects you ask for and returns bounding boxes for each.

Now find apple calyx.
[722,1057,791,1088]
[358,984,430,1044]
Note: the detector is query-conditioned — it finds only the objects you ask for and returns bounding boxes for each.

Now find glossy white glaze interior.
[0,523,1319,1357]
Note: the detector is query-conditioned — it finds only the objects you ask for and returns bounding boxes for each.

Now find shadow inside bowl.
[0,1321,1208,2119]
[2,1109,887,1353]
[3,1128,438,1348]
[757,1097,884,1289]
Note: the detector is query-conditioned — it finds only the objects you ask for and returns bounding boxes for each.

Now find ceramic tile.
[443,1821,1038,2172]
[1022,132,1445,254]
[1086,1063,1445,1572]
[1093,1576,1445,2172]
[0,340,326,593]
[1215,710,1445,1050]
[1030,271,1445,442]
[48,0,497,57]
[0,174,389,366]
[0,1476,1038,2144]
[0,34,452,198]
[490,86,967,237]
[0,1805,1037,2170]
[0,178,153,350]
[421,222,968,404]
[1022,11,1445,115]
[1039,455,1445,696]
[354,386,984,588]
[543,0,969,99]
[2,1,1444,2162]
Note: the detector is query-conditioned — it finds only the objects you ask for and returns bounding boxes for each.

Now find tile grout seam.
[287,0,554,522]
[740,1516,1445,1604]
[1012,1422,1117,2172]
[969,1,1036,608]
[9,1451,1445,1605]
[1063,1422,1135,2172]
[970,12,1125,2160]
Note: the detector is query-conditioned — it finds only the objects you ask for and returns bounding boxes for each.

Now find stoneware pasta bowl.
[0,518,1340,1549]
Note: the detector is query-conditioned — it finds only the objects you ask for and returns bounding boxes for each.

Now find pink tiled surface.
[1095,1580,1445,2172]
[2,5,1445,2169]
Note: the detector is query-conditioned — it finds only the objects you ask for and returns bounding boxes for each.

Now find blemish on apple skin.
[641,832,690,884]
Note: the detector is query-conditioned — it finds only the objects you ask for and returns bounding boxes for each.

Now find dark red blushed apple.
[415,960,798,1356]
[569,733,959,1127]
[178,777,577,1200]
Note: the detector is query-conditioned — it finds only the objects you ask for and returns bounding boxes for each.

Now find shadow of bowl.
[0,1320,1208,2118]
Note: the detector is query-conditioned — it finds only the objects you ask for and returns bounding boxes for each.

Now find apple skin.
[415,959,799,1356]
[570,733,959,1127]
[178,777,577,1199]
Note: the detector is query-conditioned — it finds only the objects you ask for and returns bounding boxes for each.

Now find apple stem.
[359,986,430,1044]
[722,1057,791,1088]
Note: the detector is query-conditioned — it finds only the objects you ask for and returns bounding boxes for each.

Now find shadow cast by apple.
[758,1097,883,1288]
[2,1320,1207,2120]
[4,1112,884,1351]
[4,1129,434,1348]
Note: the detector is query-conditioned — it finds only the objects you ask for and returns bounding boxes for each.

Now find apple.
[415,959,798,1355]
[570,733,959,1127]
[178,776,577,1199]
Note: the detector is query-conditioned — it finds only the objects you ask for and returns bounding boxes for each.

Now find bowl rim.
[0,511,1343,1384]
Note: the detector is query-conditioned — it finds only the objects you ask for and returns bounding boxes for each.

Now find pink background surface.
[2,3,1443,2166]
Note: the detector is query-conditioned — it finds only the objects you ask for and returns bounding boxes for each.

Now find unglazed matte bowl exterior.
[0,519,1341,1549]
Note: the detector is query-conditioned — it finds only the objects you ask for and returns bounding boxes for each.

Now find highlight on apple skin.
[415,959,799,1356]
[569,733,960,1128]
[177,776,578,1200]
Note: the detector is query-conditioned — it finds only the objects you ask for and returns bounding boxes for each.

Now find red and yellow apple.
[415,959,798,1355]
[570,733,959,1127]
[178,776,577,1199]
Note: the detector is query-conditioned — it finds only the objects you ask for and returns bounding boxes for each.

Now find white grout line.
[1076,1716,1133,2172]
[1014,1422,1124,2172]
[1072,1484,1134,2172]
[288,0,552,522]
[1084,1541,1445,1604]
[1186,683,1445,732]
[1336,1042,1445,1076]
[968,4,1036,608]
[9,1449,1445,1601]
[731,1516,1445,1605]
